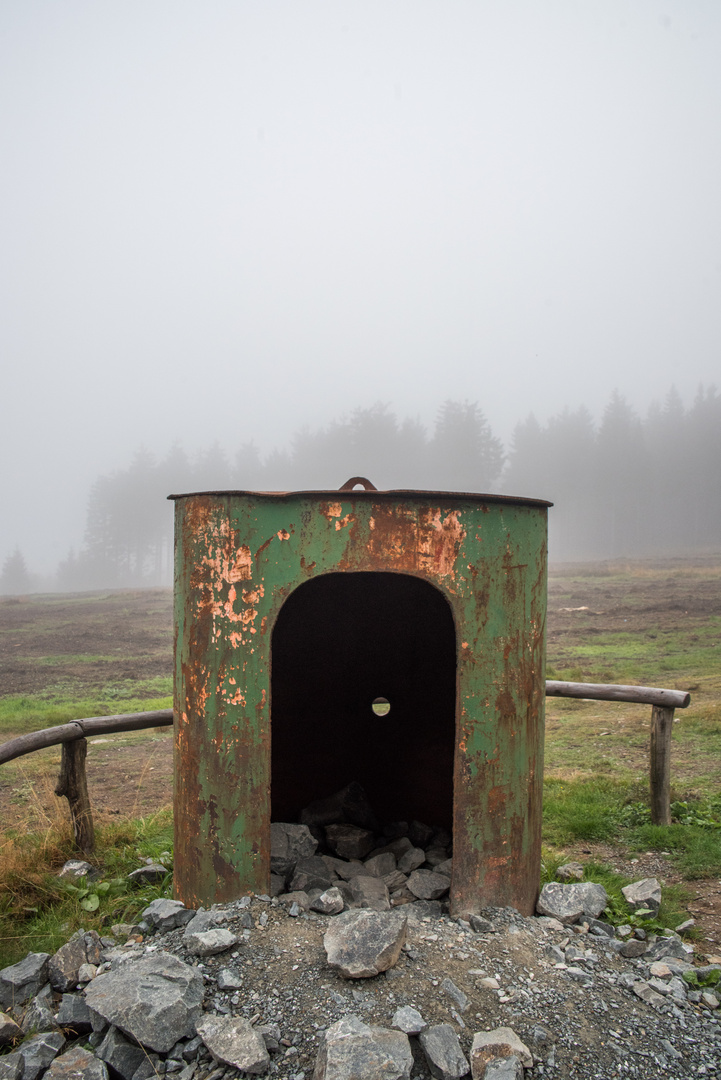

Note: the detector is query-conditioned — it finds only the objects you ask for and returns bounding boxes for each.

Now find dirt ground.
[0,561,720,953]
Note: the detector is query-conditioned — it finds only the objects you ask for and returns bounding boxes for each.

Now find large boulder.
[83,953,203,1052]
[324,910,407,978]
[314,1015,412,1080]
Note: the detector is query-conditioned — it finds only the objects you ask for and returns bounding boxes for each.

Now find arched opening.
[271,571,457,829]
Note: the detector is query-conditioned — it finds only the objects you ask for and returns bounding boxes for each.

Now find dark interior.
[270,571,457,828]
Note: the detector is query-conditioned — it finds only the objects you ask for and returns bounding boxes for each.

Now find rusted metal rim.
[168,488,553,508]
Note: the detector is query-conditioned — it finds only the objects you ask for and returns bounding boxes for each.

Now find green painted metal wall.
[172,489,548,915]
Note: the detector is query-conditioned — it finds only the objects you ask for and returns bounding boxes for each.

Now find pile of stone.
[1,806,721,1080]
[271,782,454,915]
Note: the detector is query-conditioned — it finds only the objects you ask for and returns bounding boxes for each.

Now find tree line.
[1,388,719,594]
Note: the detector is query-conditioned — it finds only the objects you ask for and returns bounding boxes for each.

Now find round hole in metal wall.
[371,697,391,717]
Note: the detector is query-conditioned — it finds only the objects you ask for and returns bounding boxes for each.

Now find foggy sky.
[2,2,720,573]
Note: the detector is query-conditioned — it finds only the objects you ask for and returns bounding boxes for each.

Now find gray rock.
[324,825,375,861]
[49,932,103,993]
[300,782,378,831]
[83,953,204,1053]
[406,870,450,901]
[255,1023,281,1053]
[434,859,453,878]
[19,1031,66,1080]
[56,994,93,1033]
[470,1029,532,1075]
[289,857,335,893]
[423,848,450,868]
[565,966,593,986]
[96,1026,147,1080]
[128,1052,160,1080]
[349,876,390,911]
[321,857,366,881]
[646,936,694,962]
[622,878,662,916]
[391,1006,427,1035]
[442,976,470,1015]
[632,981,666,1008]
[270,823,318,876]
[310,888,345,915]
[441,978,469,1012]
[179,911,226,937]
[195,1015,270,1075]
[587,918,614,938]
[314,1015,412,1080]
[140,900,196,933]
[216,968,244,991]
[183,929,238,957]
[469,915,495,934]
[0,1052,23,1080]
[44,1047,108,1080]
[279,891,311,912]
[127,864,168,886]
[383,870,409,893]
[408,821,435,848]
[375,837,414,859]
[20,997,58,1034]
[396,847,426,875]
[1,954,52,1011]
[556,861,584,882]
[620,939,648,958]
[0,1011,22,1045]
[363,853,396,878]
[270,873,286,896]
[478,1057,523,1080]
[535,882,608,924]
[57,861,96,880]
[418,1023,469,1080]
[324,909,408,978]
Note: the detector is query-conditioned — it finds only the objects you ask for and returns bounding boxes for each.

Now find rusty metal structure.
[171,479,550,916]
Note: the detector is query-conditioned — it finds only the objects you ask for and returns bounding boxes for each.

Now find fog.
[2,2,720,580]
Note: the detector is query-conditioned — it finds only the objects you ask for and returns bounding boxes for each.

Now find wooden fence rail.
[0,683,690,854]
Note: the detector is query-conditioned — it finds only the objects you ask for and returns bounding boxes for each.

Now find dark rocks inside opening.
[270,571,457,832]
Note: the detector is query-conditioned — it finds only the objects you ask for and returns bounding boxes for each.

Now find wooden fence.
[0,683,691,854]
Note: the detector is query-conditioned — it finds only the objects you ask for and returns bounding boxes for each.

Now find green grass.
[0,679,172,736]
[541,776,721,878]
[0,809,174,968]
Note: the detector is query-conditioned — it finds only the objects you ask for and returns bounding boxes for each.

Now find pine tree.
[0,548,32,595]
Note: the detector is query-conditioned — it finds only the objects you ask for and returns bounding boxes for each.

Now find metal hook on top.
[339,477,378,491]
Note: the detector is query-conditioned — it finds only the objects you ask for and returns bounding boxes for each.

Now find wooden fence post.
[55,738,95,855]
[649,705,674,826]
